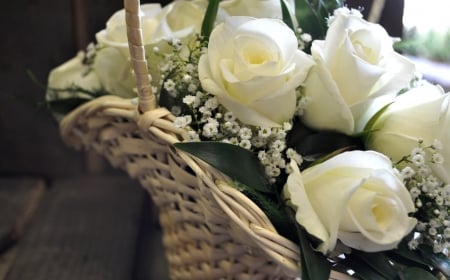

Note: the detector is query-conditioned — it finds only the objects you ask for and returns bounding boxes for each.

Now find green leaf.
[296,132,359,159]
[201,0,220,39]
[294,0,343,43]
[417,244,450,277]
[351,251,398,279]
[362,102,393,145]
[280,0,295,31]
[339,255,386,280]
[297,225,331,280]
[235,182,298,243]
[47,97,92,115]
[295,0,325,42]
[388,239,433,269]
[174,142,272,193]
[400,267,439,280]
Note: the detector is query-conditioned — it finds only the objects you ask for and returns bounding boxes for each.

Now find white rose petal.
[301,7,416,135]
[367,82,450,183]
[283,151,416,254]
[199,17,314,127]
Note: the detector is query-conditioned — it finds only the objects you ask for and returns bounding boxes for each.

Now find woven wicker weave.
[59,0,353,279]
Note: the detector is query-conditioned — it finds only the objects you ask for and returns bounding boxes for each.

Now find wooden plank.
[4,175,146,280]
[0,178,46,249]
[0,178,46,280]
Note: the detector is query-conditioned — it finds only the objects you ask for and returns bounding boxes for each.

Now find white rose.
[198,17,314,127]
[94,1,207,97]
[47,52,102,120]
[96,1,206,54]
[93,47,136,98]
[220,0,297,25]
[366,82,450,183]
[301,8,416,135]
[96,4,162,55]
[151,0,206,42]
[47,51,101,99]
[283,150,416,254]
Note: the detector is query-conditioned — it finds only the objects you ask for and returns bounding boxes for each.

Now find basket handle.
[124,0,156,113]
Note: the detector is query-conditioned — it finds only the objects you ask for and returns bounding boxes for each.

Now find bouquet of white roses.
[46,0,450,279]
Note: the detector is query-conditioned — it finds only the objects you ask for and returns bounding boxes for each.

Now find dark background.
[0,1,171,279]
[1,0,126,178]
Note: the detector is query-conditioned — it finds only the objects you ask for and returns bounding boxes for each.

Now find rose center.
[371,196,397,230]
[242,46,273,65]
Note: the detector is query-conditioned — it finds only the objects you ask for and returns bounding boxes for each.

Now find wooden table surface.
[0,175,169,280]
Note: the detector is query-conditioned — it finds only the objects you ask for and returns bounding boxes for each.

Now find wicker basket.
[60,0,353,279]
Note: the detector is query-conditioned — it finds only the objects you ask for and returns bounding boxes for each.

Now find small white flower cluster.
[180,96,303,182]
[155,36,207,116]
[294,28,312,51]
[396,139,450,255]
[157,36,305,182]
[295,90,311,117]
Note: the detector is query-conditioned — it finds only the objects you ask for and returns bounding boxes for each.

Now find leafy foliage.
[201,0,220,39]
[174,142,272,193]
[294,0,344,41]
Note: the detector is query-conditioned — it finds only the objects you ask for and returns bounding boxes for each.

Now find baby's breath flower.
[164,79,177,96]
[187,130,200,142]
[265,165,281,177]
[408,239,419,250]
[425,175,439,189]
[444,227,450,238]
[202,122,218,138]
[205,97,219,109]
[170,38,182,49]
[286,148,303,165]
[182,74,192,83]
[418,165,432,177]
[273,129,287,140]
[433,243,444,254]
[276,158,286,169]
[258,127,272,138]
[429,227,437,236]
[401,166,415,179]
[251,137,266,148]
[173,115,192,128]
[224,111,235,122]
[207,117,219,127]
[300,33,312,43]
[411,147,426,157]
[188,83,198,93]
[295,96,310,116]
[183,95,196,105]
[239,127,252,140]
[271,139,286,152]
[416,199,423,208]
[270,151,282,161]
[185,63,195,73]
[432,139,443,150]
[239,139,252,150]
[228,137,239,145]
[283,122,293,131]
[416,222,427,231]
[412,154,425,167]
[223,121,240,134]
[432,153,444,164]
[171,106,181,116]
[409,187,421,198]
